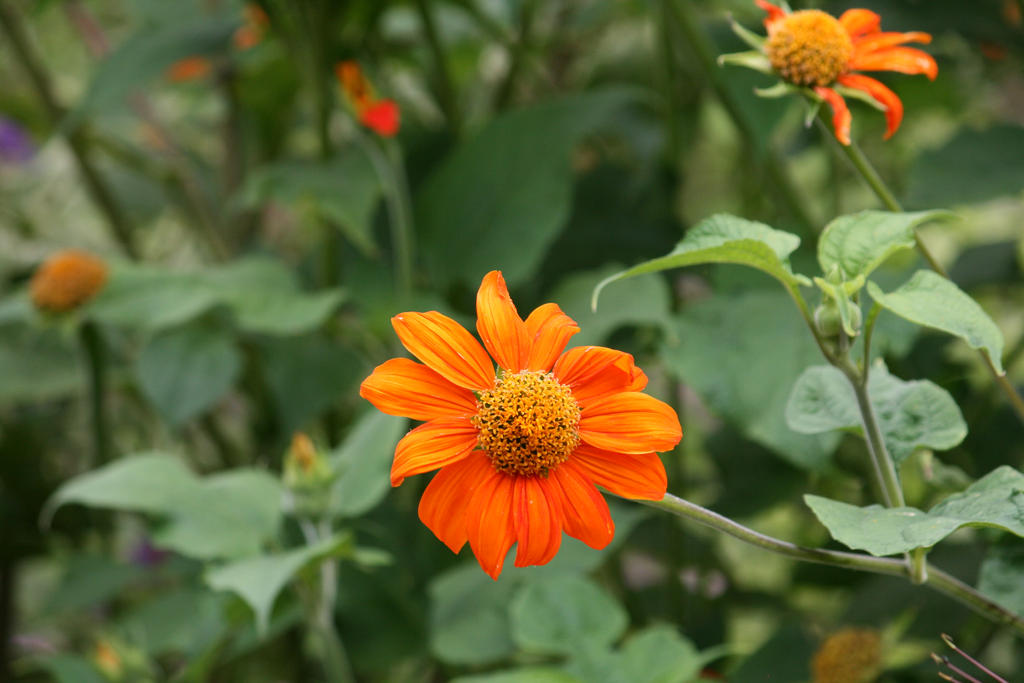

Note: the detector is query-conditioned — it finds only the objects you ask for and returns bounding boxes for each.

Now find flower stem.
[299,520,355,683]
[415,0,460,131]
[359,135,415,296]
[817,114,1024,425]
[79,320,111,465]
[643,493,1024,638]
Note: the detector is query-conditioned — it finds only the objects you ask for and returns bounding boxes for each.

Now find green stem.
[415,0,460,130]
[666,0,817,235]
[359,135,414,296]
[494,0,537,109]
[818,114,1024,426]
[861,302,882,371]
[0,1,138,258]
[643,493,1024,637]
[299,520,355,683]
[79,321,111,465]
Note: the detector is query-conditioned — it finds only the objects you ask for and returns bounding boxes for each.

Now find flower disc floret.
[766,10,853,87]
[473,371,581,477]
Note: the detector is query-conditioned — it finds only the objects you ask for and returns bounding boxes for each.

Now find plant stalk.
[415,0,460,130]
[79,320,111,465]
[643,493,1024,637]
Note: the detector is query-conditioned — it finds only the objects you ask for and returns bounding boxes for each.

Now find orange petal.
[579,392,681,454]
[360,100,400,137]
[360,358,477,420]
[850,46,938,79]
[553,346,648,404]
[755,0,787,28]
[838,73,903,139]
[392,311,495,391]
[475,271,529,373]
[523,303,580,372]
[391,418,478,486]
[814,86,852,146]
[839,8,881,38]
[854,31,931,54]
[418,452,494,553]
[572,445,668,500]
[512,477,563,567]
[466,470,516,579]
[550,461,614,549]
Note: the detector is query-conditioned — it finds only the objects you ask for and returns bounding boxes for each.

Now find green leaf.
[330,411,406,518]
[786,362,967,464]
[45,454,283,560]
[234,152,382,256]
[617,625,706,683]
[805,466,1024,555]
[866,270,1005,373]
[978,542,1024,618]
[65,15,238,128]
[548,265,671,347]
[88,258,344,335]
[206,534,349,635]
[452,670,580,683]
[32,655,107,683]
[135,317,242,426]
[510,576,628,655]
[116,587,227,656]
[429,562,519,666]
[0,326,82,403]
[593,214,808,309]
[817,210,949,280]
[663,290,839,470]
[417,90,637,288]
[908,124,1024,207]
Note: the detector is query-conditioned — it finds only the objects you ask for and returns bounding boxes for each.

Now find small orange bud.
[30,249,108,313]
[360,100,400,137]
[290,432,317,472]
[167,56,212,83]
[93,640,122,678]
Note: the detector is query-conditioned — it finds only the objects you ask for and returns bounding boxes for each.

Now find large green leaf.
[429,562,519,666]
[206,534,349,634]
[663,290,839,470]
[88,257,344,335]
[417,90,637,288]
[234,152,382,256]
[135,317,242,426]
[330,411,406,518]
[616,625,708,683]
[786,362,967,464]
[866,270,1005,373]
[593,214,809,308]
[548,265,671,347]
[45,453,283,560]
[805,466,1024,556]
[978,542,1024,618]
[907,125,1024,207]
[817,210,949,280]
[510,576,627,656]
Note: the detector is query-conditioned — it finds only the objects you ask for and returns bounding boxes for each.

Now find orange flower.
[233,4,269,50]
[335,61,401,137]
[166,56,212,83]
[360,271,681,579]
[737,2,937,145]
[30,249,108,313]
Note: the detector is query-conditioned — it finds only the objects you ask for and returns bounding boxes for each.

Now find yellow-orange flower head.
[360,270,681,579]
[766,10,853,87]
[474,371,581,477]
[811,628,882,683]
[30,249,108,313]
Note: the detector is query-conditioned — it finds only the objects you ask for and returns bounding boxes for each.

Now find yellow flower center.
[765,10,853,87]
[473,371,581,477]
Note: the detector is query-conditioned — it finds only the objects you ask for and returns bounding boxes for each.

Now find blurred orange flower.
[166,56,212,83]
[30,249,108,313]
[361,271,680,579]
[335,61,401,137]
[741,2,937,145]
[167,4,268,82]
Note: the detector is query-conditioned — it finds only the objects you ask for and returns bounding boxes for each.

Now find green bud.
[283,433,335,517]
[814,302,842,338]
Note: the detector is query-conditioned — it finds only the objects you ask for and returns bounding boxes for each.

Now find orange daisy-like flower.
[335,61,401,137]
[360,271,681,579]
[30,249,108,313]
[729,2,937,145]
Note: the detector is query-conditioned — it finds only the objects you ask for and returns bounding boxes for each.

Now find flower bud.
[283,433,334,517]
[30,250,108,313]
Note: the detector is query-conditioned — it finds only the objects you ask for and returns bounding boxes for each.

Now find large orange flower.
[360,271,681,579]
[743,2,937,145]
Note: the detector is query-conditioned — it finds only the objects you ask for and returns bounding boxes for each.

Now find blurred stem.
[665,0,816,235]
[416,0,460,130]
[79,321,111,465]
[657,0,684,163]
[0,1,138,258]
[199,414,244,468]
[299,519,355,683]
[494,0,537,109]
[817,114,1024,425]
[359,135,414,296]
[643,493,1024,638]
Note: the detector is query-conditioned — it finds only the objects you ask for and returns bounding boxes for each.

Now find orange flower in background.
[336,61,401,137]
[166,56,212,83]
[167,4,268,82]
[736,2,937,145]
[30,250,108,313]
[360,271,681,579]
